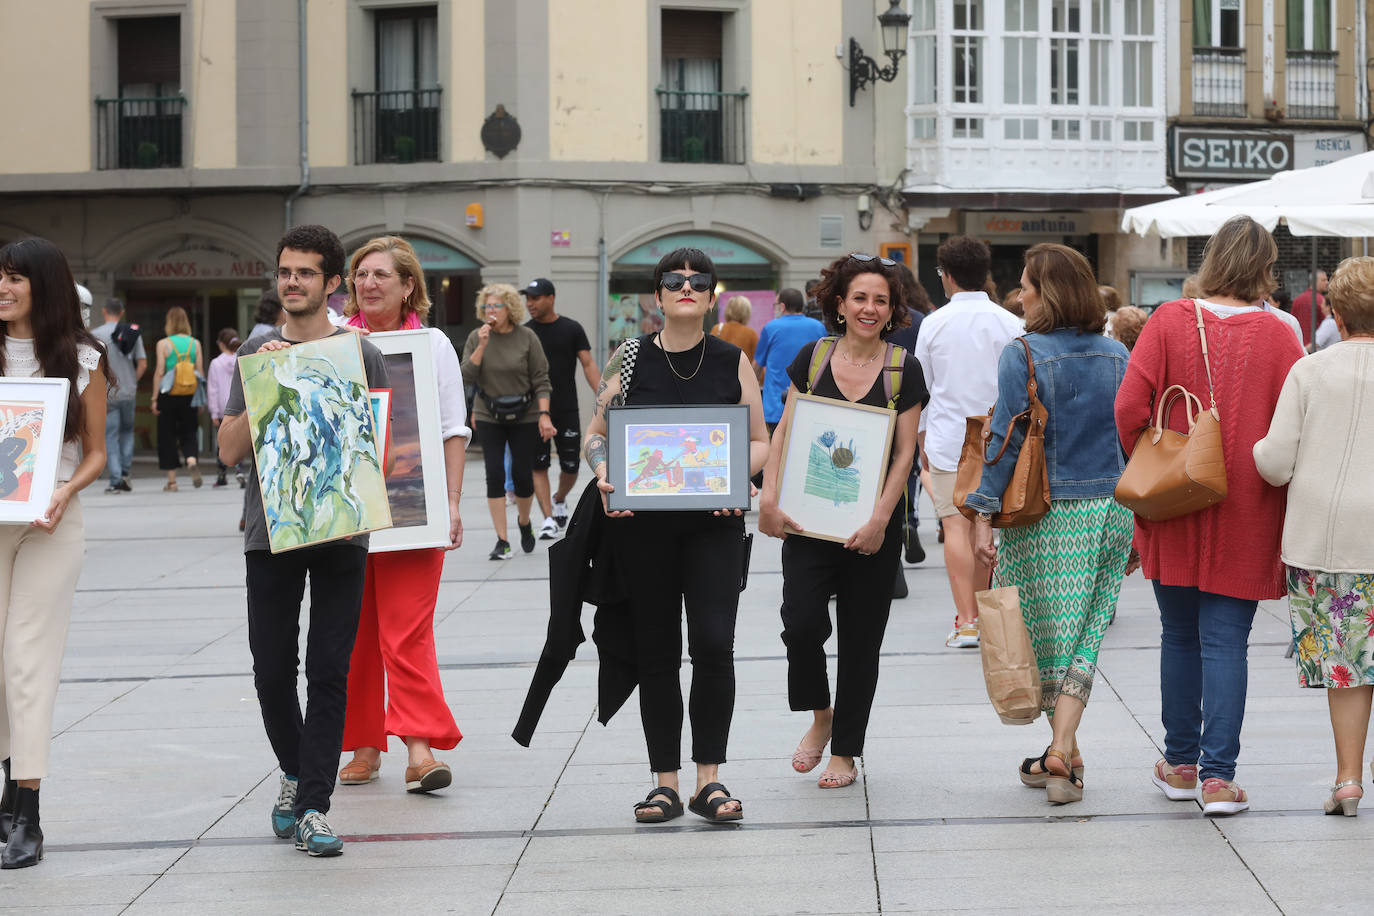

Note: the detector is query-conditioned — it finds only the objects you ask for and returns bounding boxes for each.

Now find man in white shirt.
[913,237,1023,649]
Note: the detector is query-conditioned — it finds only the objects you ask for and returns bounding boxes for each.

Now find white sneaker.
[945,622,980,649]
[538,517,560,540]
[553,498,568,528]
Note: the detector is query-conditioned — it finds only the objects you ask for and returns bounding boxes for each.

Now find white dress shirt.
[913,291,1024,472]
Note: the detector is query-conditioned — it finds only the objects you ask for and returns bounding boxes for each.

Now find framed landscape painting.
[775,393,895,543]
[0,378,70,525]
[238,333,392,553]
[366,329,451,552]
[606,404,750,512]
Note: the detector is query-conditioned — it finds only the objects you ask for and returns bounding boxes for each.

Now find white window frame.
[1292,0,1337,51]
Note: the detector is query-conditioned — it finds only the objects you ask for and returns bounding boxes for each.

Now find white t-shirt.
[1315,316,1340,351]
[3,337,102,480]
[428,327,471,441]
[913,291,1025,471]
[1259,304,1305,348]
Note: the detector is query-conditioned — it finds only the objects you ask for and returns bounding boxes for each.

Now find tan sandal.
[1044,747,1083,805]
[338,758,379,785]
[163,482,178,492]
[817,767,858,789]
[792,728,831,773]
[1019,745,1083,787]
[1324,779,1362,817]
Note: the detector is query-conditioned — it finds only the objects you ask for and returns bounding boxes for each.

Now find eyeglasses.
[659,273,713,293]
[483,303,507,311]
[849,252,896,268]
[352,268,396,282]
[935,266,945,278]
[276,267,323,282]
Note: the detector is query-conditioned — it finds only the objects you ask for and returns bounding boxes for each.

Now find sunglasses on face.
[849,252,896,268]
[660,273,713,293]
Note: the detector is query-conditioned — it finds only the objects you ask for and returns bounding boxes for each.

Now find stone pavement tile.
[1214,838,1353,915]
[507,846,871,893]
[519,825,871,863]
[168,836,526,873]
[495,879,876,916]
[0,872,160,910]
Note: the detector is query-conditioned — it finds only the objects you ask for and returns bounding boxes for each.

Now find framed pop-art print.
[366,329,451,552]
[238,333,392,553]
[775,393,896,542]
[0,378,70,524]
[606,404,751,512]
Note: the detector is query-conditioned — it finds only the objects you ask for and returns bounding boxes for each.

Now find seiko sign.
[1172,129,1296,179]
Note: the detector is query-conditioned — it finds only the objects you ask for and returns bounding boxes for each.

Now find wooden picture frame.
[879,241,912,265]
[366,329,452,552]
[775,392,896,543]
[606,404,751,512]
[0,377,70,525]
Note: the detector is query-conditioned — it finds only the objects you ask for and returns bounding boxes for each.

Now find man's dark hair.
[652,247,716,294]
[1270,286,1292,312]
[936,236,992,292]
[253,289,281,325]
[276,224,345,281]
[804,278,821,295]
[103,297,125,317]
[777,288,804,313]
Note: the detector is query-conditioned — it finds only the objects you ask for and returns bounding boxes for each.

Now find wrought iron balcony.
[656,88,749,164]
[352,88,442,164]
[1191,47,1246,118]
[95,96,185,169]
[1286,50,1338,119]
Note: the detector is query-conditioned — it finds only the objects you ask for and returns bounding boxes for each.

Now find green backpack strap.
[882,342,905,410]
[806,337,840,392]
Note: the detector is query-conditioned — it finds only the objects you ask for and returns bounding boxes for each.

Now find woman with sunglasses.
[583,247,769,824]
[758,253,926,789]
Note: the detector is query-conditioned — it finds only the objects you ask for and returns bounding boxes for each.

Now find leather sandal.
[1324,779,1363,817]
[818,767,858,789]
[338,758,380,785]
[634,786,683,823]
[1044,747,1083,805]
[792,728,831,773]
[1019,745,1083,787]
[688,782,742,822]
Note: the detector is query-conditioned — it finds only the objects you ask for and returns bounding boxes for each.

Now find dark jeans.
[1153,582,1258,782]
[610,512,746,772]
[245,544,367,816]
[780,512,901,757]
[104,398,136,483]
[475,420,538,499]
[156,394,199,470]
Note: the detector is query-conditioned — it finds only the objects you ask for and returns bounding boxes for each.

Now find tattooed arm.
[583,345,631,517]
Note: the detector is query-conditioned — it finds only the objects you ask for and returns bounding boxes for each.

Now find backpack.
[805,336,904,409]
[168,337,197,395]
[110,321,140,356]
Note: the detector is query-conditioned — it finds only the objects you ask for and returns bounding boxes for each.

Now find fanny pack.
[483,390,533,423]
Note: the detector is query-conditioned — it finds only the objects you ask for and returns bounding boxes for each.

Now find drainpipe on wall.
[596,191,610,362]
[284,0,309,230]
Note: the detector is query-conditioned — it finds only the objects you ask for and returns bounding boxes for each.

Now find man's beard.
[281,289,326,317]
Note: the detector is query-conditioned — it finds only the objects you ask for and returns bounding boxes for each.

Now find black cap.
[522,278,556,297]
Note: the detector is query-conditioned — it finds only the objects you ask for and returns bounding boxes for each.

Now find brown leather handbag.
[955,338,1050,528]
[1113,301,1228,521]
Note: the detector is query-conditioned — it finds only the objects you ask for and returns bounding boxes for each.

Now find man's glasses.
[660,273,713,293]
[276,268,323,282]
[849,252,896,268]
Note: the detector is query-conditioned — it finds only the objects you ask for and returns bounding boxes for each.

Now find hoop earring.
[885,319,893,331]
[836,314,845,325]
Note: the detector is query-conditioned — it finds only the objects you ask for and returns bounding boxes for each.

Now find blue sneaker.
[271,775,298,839]
[294,809,343,857]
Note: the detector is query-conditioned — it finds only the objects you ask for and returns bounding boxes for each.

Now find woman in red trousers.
[338,236,469,793]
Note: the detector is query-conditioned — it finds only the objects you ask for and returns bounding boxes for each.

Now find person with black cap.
[523,278,599,538]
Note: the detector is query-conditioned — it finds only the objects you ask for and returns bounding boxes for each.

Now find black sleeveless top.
[625,332,742,406]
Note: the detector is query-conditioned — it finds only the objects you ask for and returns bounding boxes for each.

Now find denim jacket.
[963,329,1129,513]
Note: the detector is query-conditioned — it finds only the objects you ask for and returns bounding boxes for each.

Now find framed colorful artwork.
[0,378,70,525]
[366,329,451,552]
[606,404,751,511]
[369,388,392,472]
[775,393,896,542]
[238,333,392,553]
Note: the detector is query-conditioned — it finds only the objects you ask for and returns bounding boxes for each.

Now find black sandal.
[688,782,743,823]
[1019,746,1084,788]
[633,786,683,823]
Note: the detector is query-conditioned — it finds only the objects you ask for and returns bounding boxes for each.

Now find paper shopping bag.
[976,586,1042,725]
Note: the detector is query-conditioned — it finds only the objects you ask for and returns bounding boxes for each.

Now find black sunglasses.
[849,252,896,268]
[659,272,713,293]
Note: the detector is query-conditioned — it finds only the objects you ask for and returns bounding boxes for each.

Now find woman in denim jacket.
[966,243,1132,805]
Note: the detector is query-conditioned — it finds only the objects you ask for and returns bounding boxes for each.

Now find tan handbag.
[975,586,1042,725]
[1114,301,1227,521]
[954,338,1050,528]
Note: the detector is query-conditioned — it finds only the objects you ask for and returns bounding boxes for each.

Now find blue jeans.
[104,398,136,483]
[1153,582,1258,782]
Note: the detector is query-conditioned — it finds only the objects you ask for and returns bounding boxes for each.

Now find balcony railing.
[352,89,442,165]
[95,96,185,169]
[1191,47,1246,117]
[656,88,748,164]
[1287,50,1339,119]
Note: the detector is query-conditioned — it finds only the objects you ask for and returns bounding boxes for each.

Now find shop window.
[97,16,184,169]
[354,6,441,164]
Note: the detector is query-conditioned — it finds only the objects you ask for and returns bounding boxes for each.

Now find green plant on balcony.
[682,136,705,162]
[394,135,417,163]
[136,141,160,168]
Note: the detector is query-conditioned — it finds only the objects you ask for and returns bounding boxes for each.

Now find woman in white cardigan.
[1254,255,1374,817]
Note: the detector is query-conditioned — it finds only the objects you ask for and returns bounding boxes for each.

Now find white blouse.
[3,337,102,480]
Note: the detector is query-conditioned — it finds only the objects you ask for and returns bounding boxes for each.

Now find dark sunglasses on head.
[849,252,896,268]
[660,273,713,293]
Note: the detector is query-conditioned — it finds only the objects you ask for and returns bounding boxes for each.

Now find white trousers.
[0,496,84,780]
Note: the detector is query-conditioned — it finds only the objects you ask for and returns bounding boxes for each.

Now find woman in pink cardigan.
[1114,216,1302,816]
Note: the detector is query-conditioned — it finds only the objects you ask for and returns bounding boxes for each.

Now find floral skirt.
[1288,567,1374,688]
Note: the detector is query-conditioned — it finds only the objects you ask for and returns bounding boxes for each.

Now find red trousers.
[342,549,462,751]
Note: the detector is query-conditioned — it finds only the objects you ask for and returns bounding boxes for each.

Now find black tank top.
[626,332,742,407]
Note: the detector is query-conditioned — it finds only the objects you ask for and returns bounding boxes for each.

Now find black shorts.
[534,411,581,474]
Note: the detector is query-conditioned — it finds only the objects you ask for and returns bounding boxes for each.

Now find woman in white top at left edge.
[0,238,108,869]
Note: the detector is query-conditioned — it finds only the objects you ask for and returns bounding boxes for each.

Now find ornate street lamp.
[849,1,912,107]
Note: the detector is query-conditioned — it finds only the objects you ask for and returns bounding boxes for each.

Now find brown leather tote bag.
[1114,302,1228,521]
[955,338,1050,528]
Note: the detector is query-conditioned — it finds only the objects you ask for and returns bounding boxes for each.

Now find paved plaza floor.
[1,458,1360,914]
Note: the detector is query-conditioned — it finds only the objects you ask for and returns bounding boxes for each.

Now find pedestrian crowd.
[0,213,1365,868]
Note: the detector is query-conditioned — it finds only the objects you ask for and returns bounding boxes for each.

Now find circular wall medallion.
[481,105,522,159]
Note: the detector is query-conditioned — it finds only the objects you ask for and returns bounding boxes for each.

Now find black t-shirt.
[626,333,743,407]
[526,316,590,415]
[786,339,929,413]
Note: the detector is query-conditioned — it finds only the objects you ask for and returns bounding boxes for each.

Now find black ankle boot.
[1,786,41,868]
[0,758,13,843]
